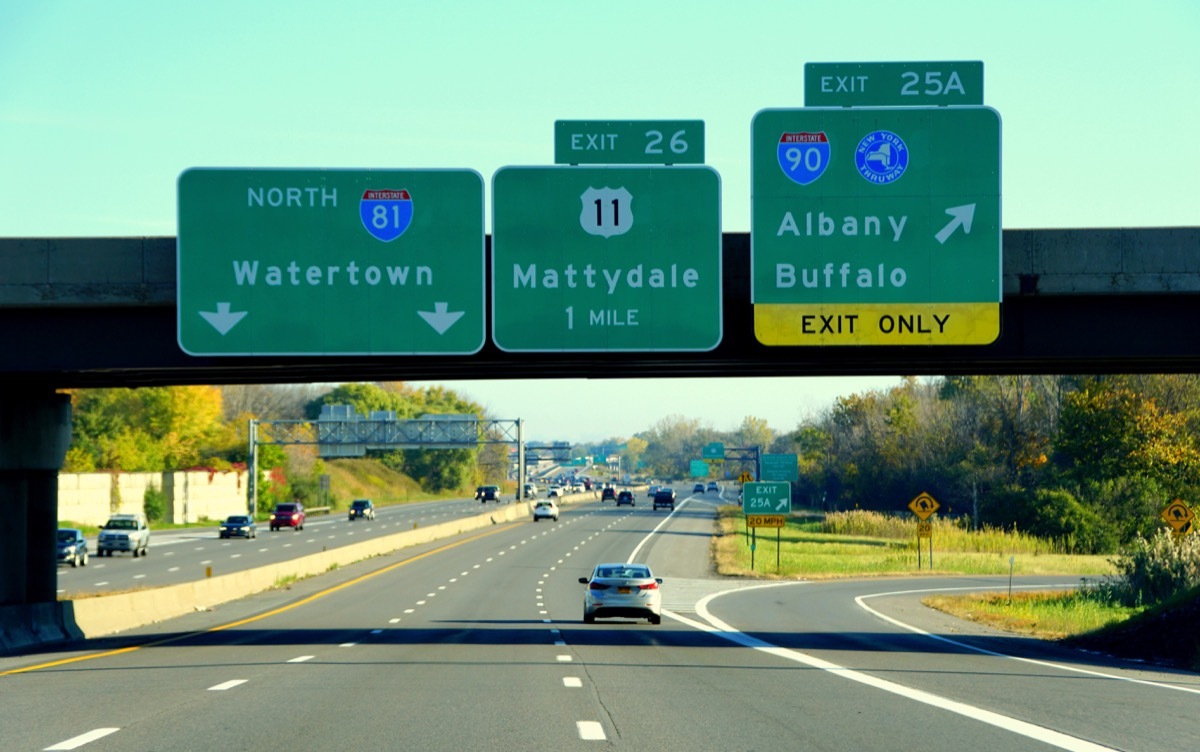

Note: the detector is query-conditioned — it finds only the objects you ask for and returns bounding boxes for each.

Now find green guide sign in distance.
[804,61,984,106]
[177,168,484,356]
[491,165,722,352]
[751,106,1001,346]
[554,120,705,164]
[742,481,792,514]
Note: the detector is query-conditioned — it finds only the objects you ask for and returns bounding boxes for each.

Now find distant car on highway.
[647,484,661,498]
[532,499,559,522]
[616,490,635,506]
[269,502,305,532]
[348,499,376,521]
[476,485,500,503]
[707,481,719,493]
[547,486,563,498]
[56,528,89,567]
[693,482,706,494]
[524,483,538,498]
[97,513,150,557]
[601,487,617,502]
[580,562,663,624]
[219,514,257,539]
[654,488,677,511]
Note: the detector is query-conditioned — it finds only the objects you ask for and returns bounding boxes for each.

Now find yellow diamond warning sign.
[908,492,940,520]
[1161,499,1195,532]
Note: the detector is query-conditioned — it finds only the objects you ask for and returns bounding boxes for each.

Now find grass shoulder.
[713,506,1114,579]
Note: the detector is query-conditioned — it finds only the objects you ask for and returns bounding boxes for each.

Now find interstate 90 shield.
[360,188,413,242]
[777,132,830,186]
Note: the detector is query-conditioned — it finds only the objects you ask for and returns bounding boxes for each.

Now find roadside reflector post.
[206,566,212,578]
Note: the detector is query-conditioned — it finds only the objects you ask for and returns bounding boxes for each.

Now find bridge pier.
[0,388,80,653]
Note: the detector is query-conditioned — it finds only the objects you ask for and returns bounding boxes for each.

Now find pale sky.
[2,1,1196,443]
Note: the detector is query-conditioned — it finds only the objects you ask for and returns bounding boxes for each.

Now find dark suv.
[270,502,305,531]
[348,499,375,521]
[616,490,635,506]
[476,485,500,503]
[653,487,676,511]
[601,487,617,502]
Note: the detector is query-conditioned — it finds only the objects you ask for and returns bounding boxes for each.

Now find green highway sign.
[742,481,791,515]
[751,106,1001,346]
[178,168,484,356]
[492,165,722,351]
[555,120,704,164]
[690,459,710,477]
[761,453,799,482]
[805,61,984,106]
[702,442,725,460]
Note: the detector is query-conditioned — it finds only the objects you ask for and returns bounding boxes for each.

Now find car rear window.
[276,504,296,512]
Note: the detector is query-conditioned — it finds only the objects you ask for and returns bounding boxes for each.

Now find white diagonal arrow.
[934,203,976,244]
[199,302,247,335]
[418,302,465,335]
[775,498,789,512]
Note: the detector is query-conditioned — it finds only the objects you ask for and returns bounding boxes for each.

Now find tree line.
[64,375,1199,552]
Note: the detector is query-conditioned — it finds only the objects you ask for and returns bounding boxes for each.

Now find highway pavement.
[8,490,1198,751]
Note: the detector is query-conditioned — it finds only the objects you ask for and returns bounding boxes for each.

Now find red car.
[270,502,305,531]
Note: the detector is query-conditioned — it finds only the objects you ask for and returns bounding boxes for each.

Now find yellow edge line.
[2,523,515,677]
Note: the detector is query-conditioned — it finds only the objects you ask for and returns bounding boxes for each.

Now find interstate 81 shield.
[360,188,414,242]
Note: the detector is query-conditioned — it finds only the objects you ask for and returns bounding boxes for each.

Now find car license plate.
[618,587,632,594]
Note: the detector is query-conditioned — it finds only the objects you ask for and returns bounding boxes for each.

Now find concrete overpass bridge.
[1,227,1198,649]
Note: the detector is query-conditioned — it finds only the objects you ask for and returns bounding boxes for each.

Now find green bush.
[1097,530,1200,607]
[143,484,167,523]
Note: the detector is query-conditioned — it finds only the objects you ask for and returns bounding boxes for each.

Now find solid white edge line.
[44,728,120,750]
[855,585,1200,696]
[576,721,606,740]
[665,583,1118,752]
[208,679,248,691]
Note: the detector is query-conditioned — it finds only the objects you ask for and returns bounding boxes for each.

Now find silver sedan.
[579,562,663,624]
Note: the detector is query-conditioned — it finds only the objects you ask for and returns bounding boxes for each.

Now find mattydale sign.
[751,107,1001,345]
[492,165,721,351]
[178,168,484,355]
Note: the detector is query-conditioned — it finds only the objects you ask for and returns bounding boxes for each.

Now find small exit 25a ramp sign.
[751,106,1001,346]
[177,168,484,356]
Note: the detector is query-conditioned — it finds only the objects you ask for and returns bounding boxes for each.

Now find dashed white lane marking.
[577,721,606,740]
[556,655,572,662]
[93,581,108,587]
[208,680,247,691]
[287,655,314,663]
[200,560,212,565]
[563,677,582,688]
[132,574,145,580]
[168,567,179,572]
[416,600,427,605]
[44,727,120,749]
[404,609,415,614]
[389,618,401,623]
[340,643,357,647]
[230,554,241,559]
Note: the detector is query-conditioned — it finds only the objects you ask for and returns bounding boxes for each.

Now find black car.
[348,499,376,521]
[601,487,617,502]
[653,487,677,511]
[56,528,89,567]
[476,485,500,503]
[616,490,635,506]
[219,514,258,539]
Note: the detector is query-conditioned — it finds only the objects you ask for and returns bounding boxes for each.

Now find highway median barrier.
[65,500,535,639]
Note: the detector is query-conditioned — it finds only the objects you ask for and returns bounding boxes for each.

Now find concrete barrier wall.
[69,500,536,638]
[56,471,248,527]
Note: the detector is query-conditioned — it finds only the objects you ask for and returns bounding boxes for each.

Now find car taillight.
[589,582,609,591]
[638,582,658,591]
